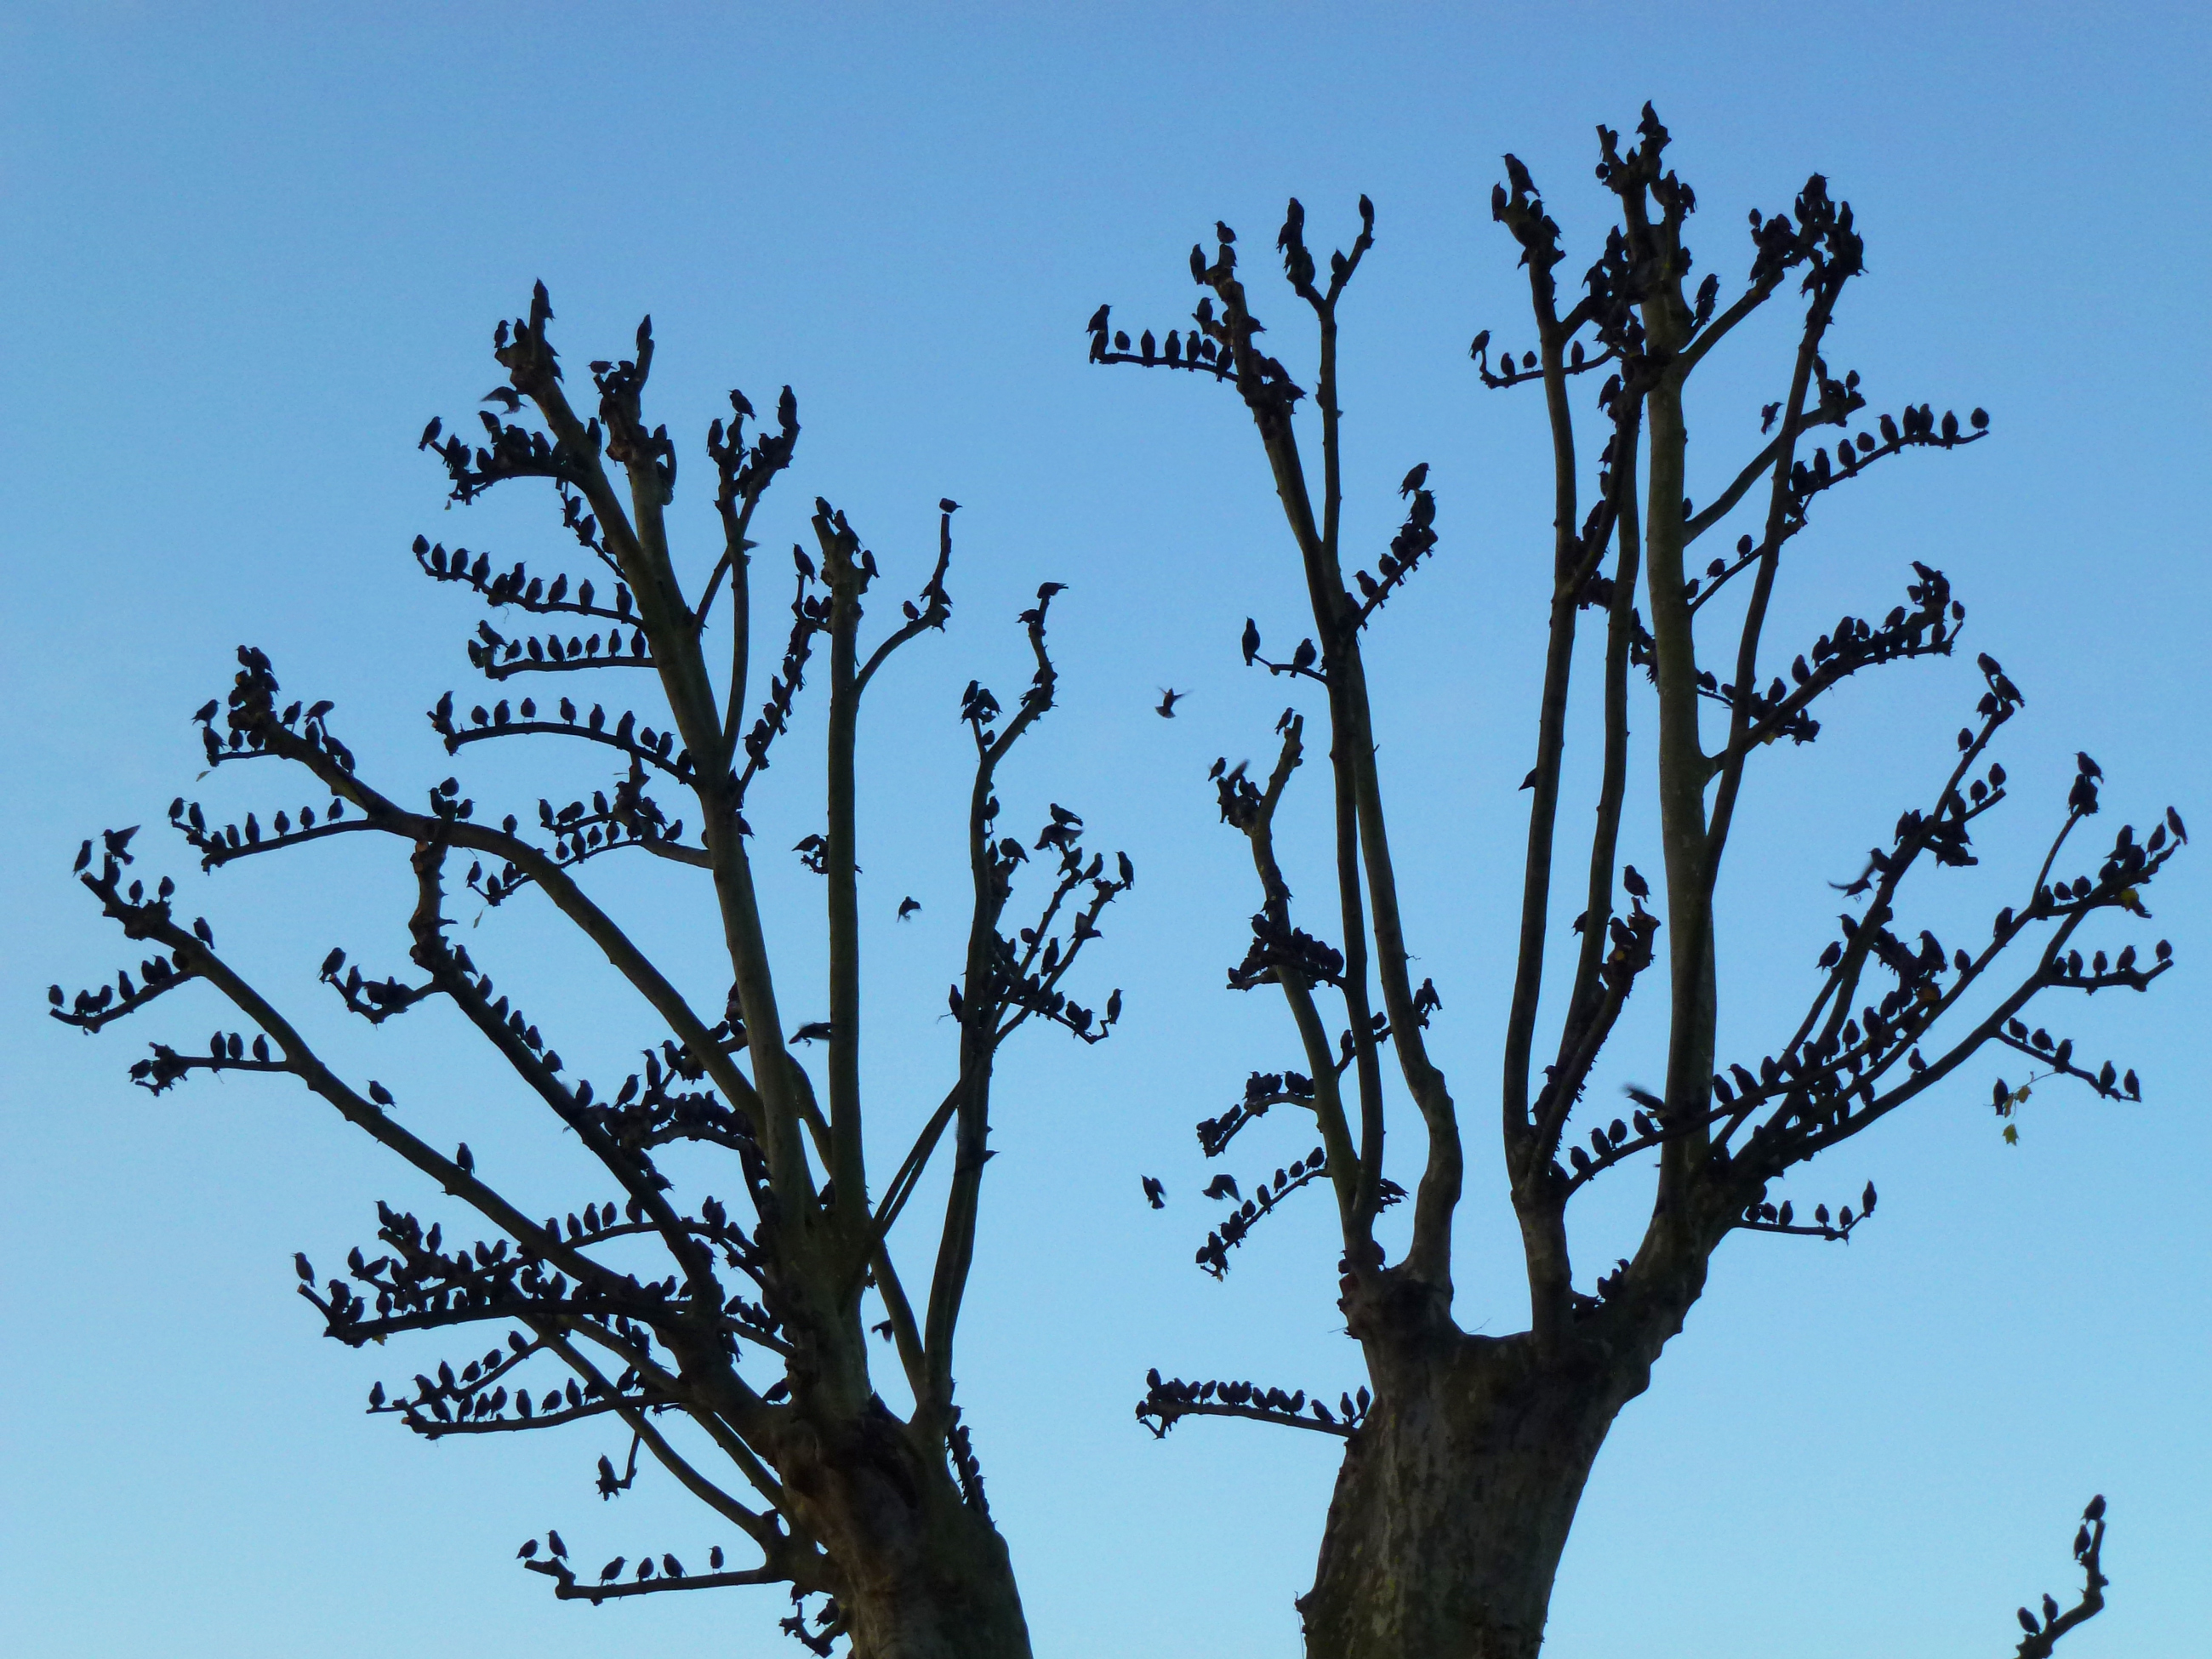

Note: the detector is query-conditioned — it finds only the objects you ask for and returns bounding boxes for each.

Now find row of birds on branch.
[1087,276,1308,411]
[1687,564,1962,746]
[1185,1148,1403,1279]
[1468,330,1614,390]
[436,689,689,771]
[518,1531,732,1588]
[1136,1369,1371,1439]
[166,788,361,871]
[417,538,633,625]
[1738,1180,1878,1241]
[740,590,819,784]
[468,620,653,678]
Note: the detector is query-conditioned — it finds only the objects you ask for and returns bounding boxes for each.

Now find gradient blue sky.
[4,6,2207,1656]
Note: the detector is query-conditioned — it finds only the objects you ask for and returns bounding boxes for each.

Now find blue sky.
[3,5,2207,1656]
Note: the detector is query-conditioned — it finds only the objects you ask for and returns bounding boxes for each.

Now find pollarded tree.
[1089,105,2170,1659]
[52,285,1129,1659]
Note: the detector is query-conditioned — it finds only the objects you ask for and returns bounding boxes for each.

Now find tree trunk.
[1298,1328,1650,1659]
[778,1402,1032,1659]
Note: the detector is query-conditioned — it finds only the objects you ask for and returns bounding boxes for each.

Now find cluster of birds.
[704,381,802,515]
[972,848,1132,1046]
[780,1593,848,1656]
[1194,1068,1317,1159]
[1679,778,2177,1181]
[299,1183,790,1448]
[48,842,191,1035]
[45,281,1166,1649]
[185,647,356,775]
[1136,1368,1372,1440]
[1226,910,1347,992]
[2007,1495,2107,1656]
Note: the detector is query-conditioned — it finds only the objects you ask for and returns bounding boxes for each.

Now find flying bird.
[1141,1175,1166,1209]
[898,897,921,921]
[1155,688,1183,718]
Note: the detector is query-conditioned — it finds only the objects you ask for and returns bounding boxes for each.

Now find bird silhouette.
[547,1530,567,1559]
[1399,462,1429,497]
[1155,689,1183,718]
[1141,1175,1166,1209]
[789,1021,834,1045]
[1622,864,1650,900]
[897,897,921,921]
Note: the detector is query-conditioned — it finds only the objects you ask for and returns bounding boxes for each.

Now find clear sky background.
[3,6,2206,1656]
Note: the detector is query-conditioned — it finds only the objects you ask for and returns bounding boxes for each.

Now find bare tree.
[1090,105,2170,1658]
[52,285,1129,1659]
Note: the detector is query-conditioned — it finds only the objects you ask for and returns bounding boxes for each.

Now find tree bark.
[1299,1325,1655,1659]
[778,1403,1032,1659]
